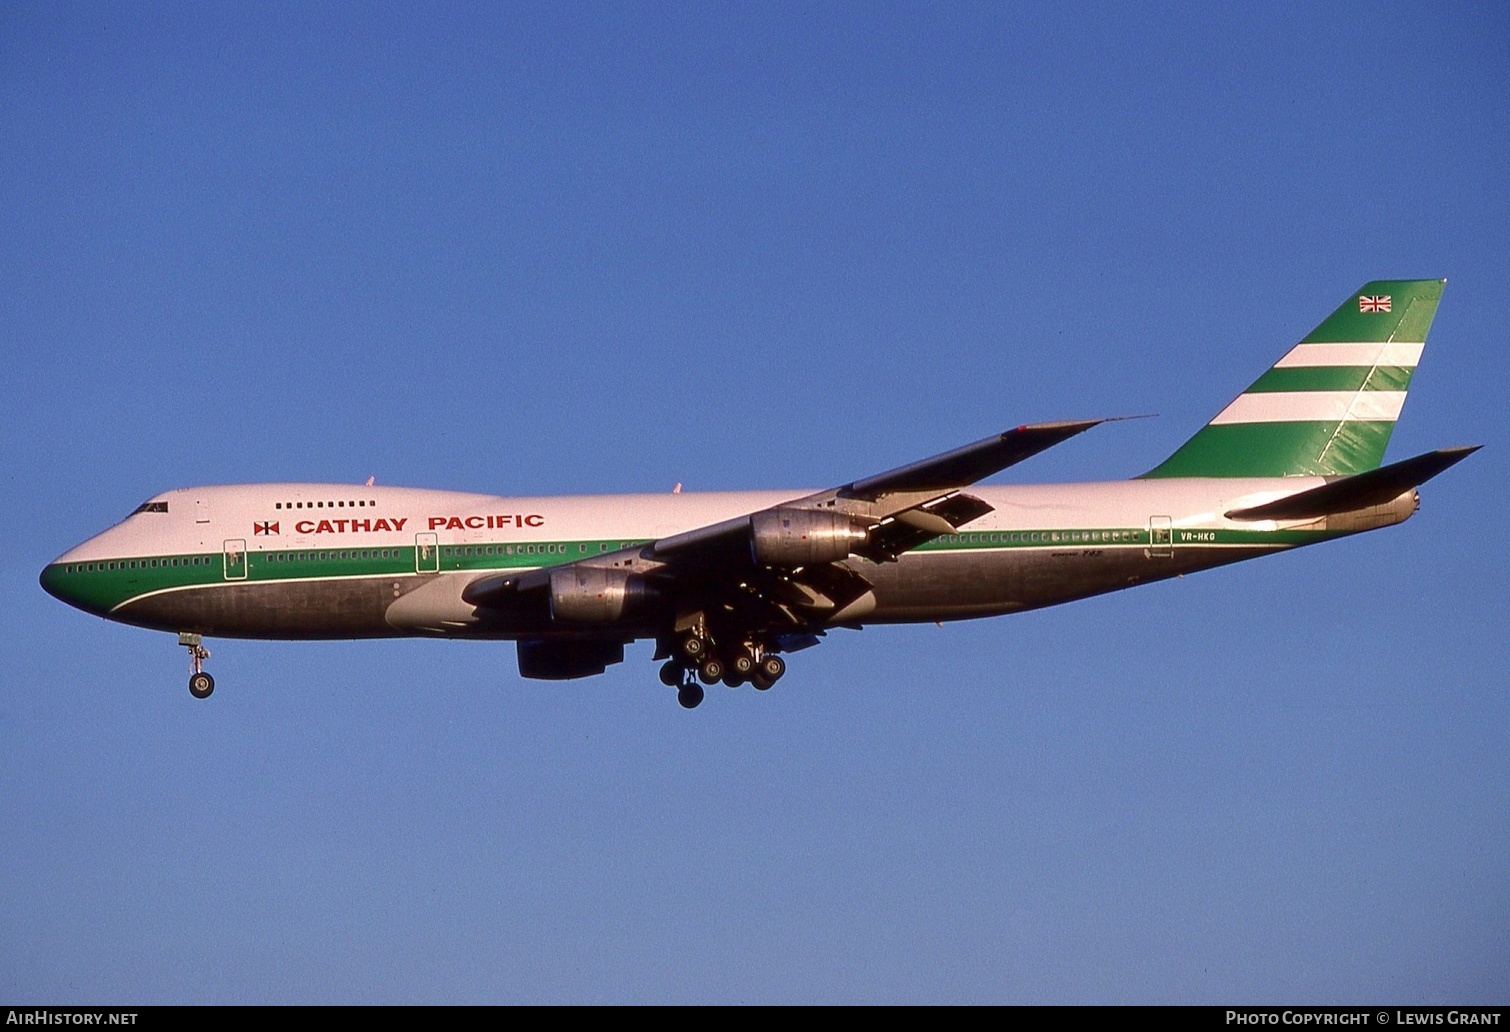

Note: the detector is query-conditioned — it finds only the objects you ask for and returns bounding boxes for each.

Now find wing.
[644,418,1107,567]
[463,420,1109,638]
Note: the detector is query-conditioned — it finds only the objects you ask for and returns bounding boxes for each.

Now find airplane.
[40,279,1478,709]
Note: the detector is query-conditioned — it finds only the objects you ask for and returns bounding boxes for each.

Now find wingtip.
[1004,414,1155,439]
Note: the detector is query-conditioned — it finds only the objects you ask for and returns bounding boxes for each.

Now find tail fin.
[1142,279,1445,478]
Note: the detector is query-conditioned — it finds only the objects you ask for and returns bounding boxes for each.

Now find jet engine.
[548,566,658,624]
[517,638,626,680]
[749,509,868,566]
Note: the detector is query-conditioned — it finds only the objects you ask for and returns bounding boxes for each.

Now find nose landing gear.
[179,632,214,699]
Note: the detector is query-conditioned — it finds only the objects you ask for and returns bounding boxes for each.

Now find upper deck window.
[278,499,377,510]
[132,501,168,515]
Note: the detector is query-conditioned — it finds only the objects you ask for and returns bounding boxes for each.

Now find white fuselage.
[41,477,1414,641]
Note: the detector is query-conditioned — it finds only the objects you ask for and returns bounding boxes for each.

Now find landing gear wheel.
[729,648,756,678]
[722,674,745,689]
[681,636,707,661]
[659,661,683,687]
[677,682,705,709]
[751,674,773,691]
[698,657,725,685]
[758,655,785,683]
[180,633,213,699]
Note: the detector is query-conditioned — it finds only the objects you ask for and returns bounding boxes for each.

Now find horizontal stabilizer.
[1225,446,1480,521]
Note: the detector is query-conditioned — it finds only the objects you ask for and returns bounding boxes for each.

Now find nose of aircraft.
[40,559,82,610]
[39,562,63,598]
[39,547,111,617]
[40,559,86,613]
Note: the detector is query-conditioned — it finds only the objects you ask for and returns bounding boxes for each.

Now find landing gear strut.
[180,632,214,699]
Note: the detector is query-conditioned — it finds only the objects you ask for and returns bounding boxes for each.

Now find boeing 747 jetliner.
[41,280,1476,707]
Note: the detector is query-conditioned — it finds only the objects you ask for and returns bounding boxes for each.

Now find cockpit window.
[132,501,169,515]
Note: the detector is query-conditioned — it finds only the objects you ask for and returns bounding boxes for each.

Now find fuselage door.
[1148,516,1173,558]
[223,539,248,580]
[196,498,210,524]
[415,532,440,574]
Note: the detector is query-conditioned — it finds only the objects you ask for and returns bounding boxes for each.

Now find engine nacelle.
[749,508,868,567]
[517,638,625,680]
[548,565,657,624]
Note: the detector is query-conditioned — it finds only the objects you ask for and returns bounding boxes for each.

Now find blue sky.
[3,1,1507,1004]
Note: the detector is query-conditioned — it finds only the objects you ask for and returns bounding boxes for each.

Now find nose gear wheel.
[180,632,214,699]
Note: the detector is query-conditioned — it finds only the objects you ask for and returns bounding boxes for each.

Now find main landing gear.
[180,632,214,699]
[660,634,787,708]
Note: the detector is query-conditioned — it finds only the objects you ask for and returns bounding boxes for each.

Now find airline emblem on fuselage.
[254,521,279,535]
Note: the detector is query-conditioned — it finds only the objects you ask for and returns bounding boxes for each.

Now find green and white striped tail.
[1142,279,1444,478]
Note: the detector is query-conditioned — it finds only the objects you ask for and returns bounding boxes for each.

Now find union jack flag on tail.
[1359,294,1392,313]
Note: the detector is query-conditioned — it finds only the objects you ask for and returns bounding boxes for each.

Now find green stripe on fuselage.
[44,540,649,613]
[45,524,1349,617]
[919,526,1337,549]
